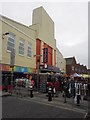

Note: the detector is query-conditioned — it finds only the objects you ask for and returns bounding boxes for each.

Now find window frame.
[27,43,32,58]
[72,66,74,71]
[18,38,25,56]
[7,32,15,52]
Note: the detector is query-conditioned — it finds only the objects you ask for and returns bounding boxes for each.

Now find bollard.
[75,94,81,106]
[76,95,80,106]
[48,87,52,101]
[64,90,67,103]
[30,85,33,98]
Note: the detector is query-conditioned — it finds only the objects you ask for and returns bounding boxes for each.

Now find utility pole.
[10,48,15,92]
[34,54,42,91]
[37,59,40,91]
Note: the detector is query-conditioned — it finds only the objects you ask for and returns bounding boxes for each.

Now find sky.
[0,0,89,68]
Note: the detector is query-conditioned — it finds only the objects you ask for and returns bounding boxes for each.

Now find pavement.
[27,91,88,114]
[1,88,88,114]
[0,91,12,97]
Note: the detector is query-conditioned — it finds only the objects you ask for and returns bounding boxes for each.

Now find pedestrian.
[74,82,81,106]
[46,81,54,97]
[4,76,9,92]
[83,82,88,100]
[25,78,29,88]
[62,79,68,103]
[30,77,35,88]
[53,78,60,97]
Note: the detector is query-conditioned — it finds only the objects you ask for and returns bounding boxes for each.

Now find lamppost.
[3,32,15,92]
[37,59,40,91]
[34,54,42,91]
[2,32,9,39]
[10,48,15,90]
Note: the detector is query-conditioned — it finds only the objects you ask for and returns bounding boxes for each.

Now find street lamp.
[33,54,42,91]
[3,32,15,92]
[3,32,9,35]
[10,48,15,92]
[37,59,40,91]
[2,32,9,39]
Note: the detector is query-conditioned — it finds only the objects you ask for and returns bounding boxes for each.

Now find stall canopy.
[72,73,81,77]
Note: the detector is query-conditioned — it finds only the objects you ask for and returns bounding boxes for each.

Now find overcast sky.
[0,1,88,68]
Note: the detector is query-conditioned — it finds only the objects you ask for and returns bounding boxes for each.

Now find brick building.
[65,57,88,76]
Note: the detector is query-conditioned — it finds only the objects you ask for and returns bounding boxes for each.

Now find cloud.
[1,2,88,68]
[57,39,88,67]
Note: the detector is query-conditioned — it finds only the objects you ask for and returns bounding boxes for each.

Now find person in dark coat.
[4,76,9,92]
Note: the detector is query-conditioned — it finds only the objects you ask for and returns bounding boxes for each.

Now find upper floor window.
[19,38,25,55]
[7,32,15,51]
[27,43,32,57]
[72,66,74,71]
[75,68,77,71]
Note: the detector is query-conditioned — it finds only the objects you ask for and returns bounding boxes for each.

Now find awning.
[72,73,81,77]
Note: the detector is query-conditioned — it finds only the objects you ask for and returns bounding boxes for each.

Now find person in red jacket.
[46,82,53,90]
[53,78,60,97]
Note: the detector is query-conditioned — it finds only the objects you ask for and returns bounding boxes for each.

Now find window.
[27,43,32,57]
[19,38,25,55]
[75,68,77,71]
[7,32,15,51]
[72,66,74,71]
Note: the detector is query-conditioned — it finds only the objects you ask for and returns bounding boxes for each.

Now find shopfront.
[1,63,36,90]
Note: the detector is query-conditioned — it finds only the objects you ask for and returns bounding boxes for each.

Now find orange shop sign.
[2,64,12,71]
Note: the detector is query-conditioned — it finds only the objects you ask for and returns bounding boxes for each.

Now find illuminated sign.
[43,48,48,63]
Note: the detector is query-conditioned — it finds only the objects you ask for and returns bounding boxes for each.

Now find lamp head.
[3,32,9,35]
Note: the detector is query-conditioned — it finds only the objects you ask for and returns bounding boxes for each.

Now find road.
[2,96,86,118]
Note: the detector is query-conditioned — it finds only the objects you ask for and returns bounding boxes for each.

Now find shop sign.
[48,65,60,72]
[43,48,48,63]
[40,65,44,69]
[15,66,28,72]
[29,68,36,73]
[2,64,12,71]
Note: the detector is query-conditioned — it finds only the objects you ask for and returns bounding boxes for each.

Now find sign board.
[43,48,48,63]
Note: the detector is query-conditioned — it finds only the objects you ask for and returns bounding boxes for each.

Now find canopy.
[63,73,68,77]
[72,73,81,77]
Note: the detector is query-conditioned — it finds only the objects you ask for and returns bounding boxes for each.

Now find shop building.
[0,6,65,81]
[30,6,62,73]
[0,15,36,79]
